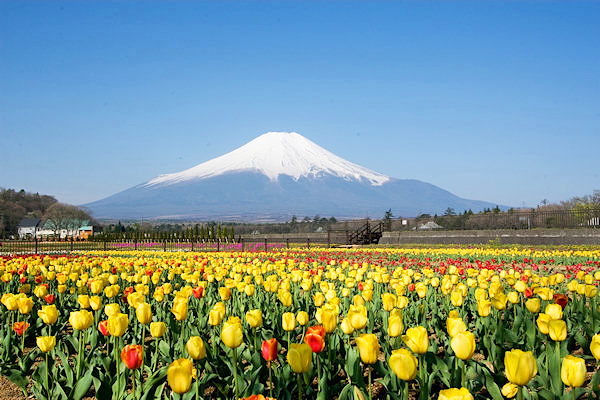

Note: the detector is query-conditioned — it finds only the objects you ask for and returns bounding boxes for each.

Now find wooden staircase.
[347,221,384,245]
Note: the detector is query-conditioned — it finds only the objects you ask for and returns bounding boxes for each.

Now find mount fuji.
[84,132,500,221]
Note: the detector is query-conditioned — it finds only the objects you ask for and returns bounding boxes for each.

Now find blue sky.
[1,1,598,210]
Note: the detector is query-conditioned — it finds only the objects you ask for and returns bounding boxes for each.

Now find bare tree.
[42,203,92,239]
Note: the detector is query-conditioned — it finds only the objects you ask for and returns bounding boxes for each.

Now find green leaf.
[71,368,93,400]
[338,383,353,400]
[484,370,504,400]
[5,368,28,390]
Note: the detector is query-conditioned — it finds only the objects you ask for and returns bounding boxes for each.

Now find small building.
[18,218,41,239]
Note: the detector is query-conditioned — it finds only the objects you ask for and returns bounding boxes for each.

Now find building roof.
[18,218,41,228]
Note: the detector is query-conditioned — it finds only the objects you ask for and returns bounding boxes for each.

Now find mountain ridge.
[85,132,504,220]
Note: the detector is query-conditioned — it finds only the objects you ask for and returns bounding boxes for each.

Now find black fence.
[0,236,339,255]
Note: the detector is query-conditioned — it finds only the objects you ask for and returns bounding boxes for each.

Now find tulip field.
[2,247,600,400]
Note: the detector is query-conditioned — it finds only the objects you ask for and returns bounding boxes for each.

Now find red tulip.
[554,293,568,309]
[193,286,204,299]
[121,344,143,369]
[306,325,325,339]
[98,320,110,336]
[13,321,29,336]
[44,294,56,304]
[261,338,278,362]
[304,332,325,353]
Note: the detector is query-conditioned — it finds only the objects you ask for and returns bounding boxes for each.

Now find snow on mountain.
[145,132,390,187]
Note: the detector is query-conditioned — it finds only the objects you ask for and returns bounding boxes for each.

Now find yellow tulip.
[525,298,540,314]
[388,314,404,338]
[104,303,121,317]
[69,310,93,330]
[438,387,473,400]
[186,336,207,360]
[536,313,551,335]
[491,293,507,310]
[381,293,396,312]
[355,333,379,364]
[218,287,231,301]
[77,295,90,309]
[208,308,224,326]
[545,304,563,320]
[244,284,255,297]
[34,285,48,298]
[245,309,263,328]
[136,302,153,325]
[313,292,325,307]
[2,294,18,311]
[446,318,467,338]
[221,316,243,348]
[36,336,56,353]
[504,349,537,386]
[402,326,429,355]
[17,296,33,314]
[548,319,567,341]
[348,304,368,330]
[150,321,166,338]
[561,355,586,387]
[450,331,476,360]
[287,343,312,373]
[89,296,102,311]
[321,307,337,333]
[296,311,309,326]
[37,305,58,325]
[501,383,518,398]
[388,348,418,381]
[282,312,296,332]
[341,317,354,335]
[278,291,293,307]
[585,285,597,298]
[590,333,600,360]
[450,291,463,307]
[171,298,188,321]
[107,313,129,337]
[167,358,194,394]
[507,291,519,304]
[477,300,491,317]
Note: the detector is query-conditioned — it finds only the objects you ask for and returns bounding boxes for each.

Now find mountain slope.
[85,132,502,220]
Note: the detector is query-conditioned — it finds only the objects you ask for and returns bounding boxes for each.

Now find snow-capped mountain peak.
[145,132,390,187]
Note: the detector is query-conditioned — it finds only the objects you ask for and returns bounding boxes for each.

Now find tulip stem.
[45,352,50,398]
[132,370,136,400]
[461,359,466,388]
[368,367,372,400]
[115,336,120,400]
[555,340,562,395]
[141,325,146,385]
[518,386,523,400]
[152,339,159,370]
[403,380,409,400]
[180,321,185,357]
[232,347,239,398]
[211,327,216,356]
[297,373,303,400]
[268,361,273,399]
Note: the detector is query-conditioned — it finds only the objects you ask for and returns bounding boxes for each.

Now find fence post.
[35,236,38,254]
[286,238,290,249]
[307,237,310,249]
[264,238,268,252]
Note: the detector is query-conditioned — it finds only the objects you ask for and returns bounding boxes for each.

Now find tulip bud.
[504,349,537,386]
[389,348,418,381]
[107,313,129,337]
[218,287,231,301]
[287,343,312,373]
[262,338,278,362]
[136,302,153,325]
[321,307,337,333]
[121,344,143,369]
[245,309,263,328]
[590,333,600,360]
[167,358,194,394]
[296,311,309,326]
[209,308,224,326]
[438,387,473,400]
[348,304,368,331]
[525,298,540,314]
[477,300,491,317]
[104,303,121,317]
[98,320,110,336]
[402,326,429,355]
[150,321,166,338]
[548,319,567,341]
[536,313,551,334]
[282,312,296,332]
[355,333,379,364]
[387,314,404,338]
[545,303,563,320]
[501,383,518,398]
[561,355,586,387]
[341,317,354,335]
[38,305,58,325]
[70,310,93,331]
[304,326,325,353]
[186,336,207,360]
[78,295,90,309]
[381,293,396,312]
[221,316,243,348]
[36,336,56,353]
[13,321,29,335]
[451,331,476,360]
[446,317,467,339]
